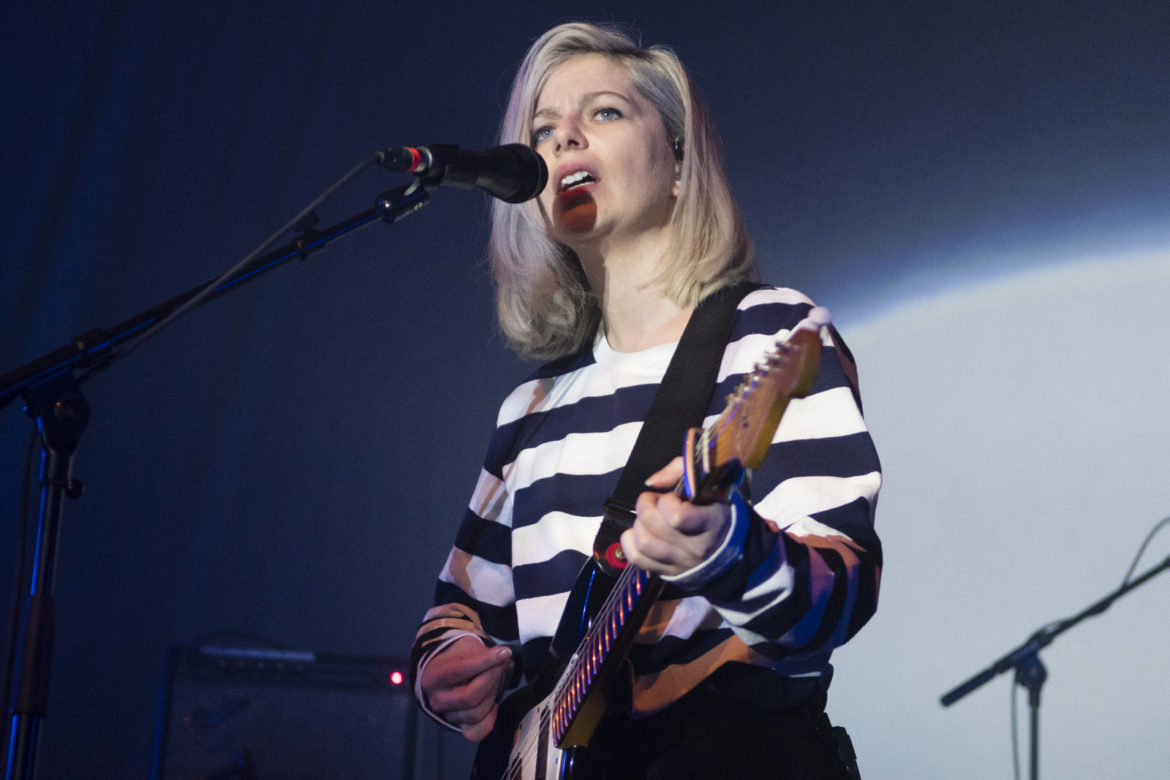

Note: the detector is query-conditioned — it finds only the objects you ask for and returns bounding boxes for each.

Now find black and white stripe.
[413,287,882,726]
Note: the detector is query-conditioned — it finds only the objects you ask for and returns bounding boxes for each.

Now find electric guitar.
[472,308,830,780]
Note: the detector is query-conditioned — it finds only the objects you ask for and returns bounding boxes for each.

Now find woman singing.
[411,22,881,779]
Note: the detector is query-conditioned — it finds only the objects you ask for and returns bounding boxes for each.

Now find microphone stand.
[0,179,431,779]
[939,553,1170,780]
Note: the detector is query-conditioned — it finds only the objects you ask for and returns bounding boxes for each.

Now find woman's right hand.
[419,636,515,741]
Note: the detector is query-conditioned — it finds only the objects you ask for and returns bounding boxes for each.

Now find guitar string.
[510,562,643,764]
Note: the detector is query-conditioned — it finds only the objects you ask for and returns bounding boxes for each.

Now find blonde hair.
[491,22,755,360]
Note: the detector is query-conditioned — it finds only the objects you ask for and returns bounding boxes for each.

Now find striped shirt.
[412,287,882,725]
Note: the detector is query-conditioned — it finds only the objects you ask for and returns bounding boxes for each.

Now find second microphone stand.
[939,553,1170,780]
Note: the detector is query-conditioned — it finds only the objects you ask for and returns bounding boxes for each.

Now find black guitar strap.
[592,281,762,574]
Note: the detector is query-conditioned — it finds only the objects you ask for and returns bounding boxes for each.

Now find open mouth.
[558,169,597,193]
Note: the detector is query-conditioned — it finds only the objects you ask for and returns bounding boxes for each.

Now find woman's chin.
[553,193,598,234]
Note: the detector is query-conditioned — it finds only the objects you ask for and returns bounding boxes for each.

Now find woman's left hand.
[620,457,731,577]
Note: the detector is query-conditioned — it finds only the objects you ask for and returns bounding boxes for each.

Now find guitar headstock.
[726,306,828,468]
[683,307,829,503]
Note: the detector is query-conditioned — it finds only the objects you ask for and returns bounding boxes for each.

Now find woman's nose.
[553,118,586,153]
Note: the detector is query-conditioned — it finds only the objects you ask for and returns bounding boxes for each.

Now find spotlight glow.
[829,247,1170,780]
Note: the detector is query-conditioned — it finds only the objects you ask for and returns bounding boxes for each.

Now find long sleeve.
[409,461,521,727]
[699,319,881,659]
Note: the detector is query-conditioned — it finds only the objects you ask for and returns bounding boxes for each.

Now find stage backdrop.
[2,2,1168,777]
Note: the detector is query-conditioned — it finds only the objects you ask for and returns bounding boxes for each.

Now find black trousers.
[601,674,855,780]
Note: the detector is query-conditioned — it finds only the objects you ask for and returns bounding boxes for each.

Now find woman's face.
[531,54,679,248]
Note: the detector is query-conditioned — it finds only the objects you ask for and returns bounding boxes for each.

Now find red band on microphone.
[407,147,424,173]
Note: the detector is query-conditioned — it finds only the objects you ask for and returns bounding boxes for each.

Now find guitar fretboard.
[550,562,654,744]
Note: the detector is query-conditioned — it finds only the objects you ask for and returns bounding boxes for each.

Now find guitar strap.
[592,281,763,575]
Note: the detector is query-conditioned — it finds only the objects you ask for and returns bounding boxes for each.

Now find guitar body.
[473,559,631,780]
[473,662,631,779]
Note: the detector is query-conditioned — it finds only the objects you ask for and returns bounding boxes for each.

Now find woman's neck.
[575,235,692,352]
[602,293,692,353]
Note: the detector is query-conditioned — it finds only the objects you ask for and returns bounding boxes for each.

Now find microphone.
[376,143,548,203]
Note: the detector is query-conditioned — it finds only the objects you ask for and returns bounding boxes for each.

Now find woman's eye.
[594,107,622,121]
[532,126,554,143]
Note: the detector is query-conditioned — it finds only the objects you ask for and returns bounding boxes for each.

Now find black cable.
[3,428,39,724]
[1121,515,1170,586]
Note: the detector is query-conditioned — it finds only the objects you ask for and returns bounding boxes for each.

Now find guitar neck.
[550,559,661,747]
